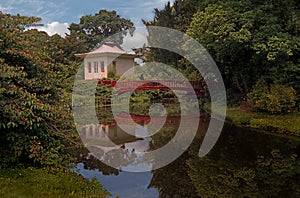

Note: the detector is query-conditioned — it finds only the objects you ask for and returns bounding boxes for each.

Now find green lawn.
[226,107,300,137]
[0,167,109,198]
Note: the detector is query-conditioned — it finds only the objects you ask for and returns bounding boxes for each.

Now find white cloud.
[1,0,172,37]
[122,27,148,53]
[36,22,70,37]
[1,0,69,24]
[0,5,12,12]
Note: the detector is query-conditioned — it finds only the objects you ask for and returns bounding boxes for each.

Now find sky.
[0,0,172,37]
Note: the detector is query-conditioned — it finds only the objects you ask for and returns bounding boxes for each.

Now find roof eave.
[75,52,140,59]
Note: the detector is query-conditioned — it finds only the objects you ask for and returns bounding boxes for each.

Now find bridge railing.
[99,79,206,89]
[98,79,207,96]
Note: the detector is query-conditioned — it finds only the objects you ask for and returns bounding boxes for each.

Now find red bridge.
[98,79,207,96]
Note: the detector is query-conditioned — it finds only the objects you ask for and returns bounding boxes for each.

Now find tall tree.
[187,0,299,95]
[69,10,135,51]
[0,13,77,167]
[142,0,299,103]
[142,0,218,79]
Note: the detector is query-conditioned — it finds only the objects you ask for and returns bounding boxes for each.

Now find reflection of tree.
[149,117,206,151]
[187,124,300,197]
[76,143,143,175]
[147,120,207,197]
[149,126,178,150]
[89,145,137,169]
[188,149,300,197]
[76,148,119,175]
[149,152,199,198]
[187,155,259,197]
[256,149,300,197]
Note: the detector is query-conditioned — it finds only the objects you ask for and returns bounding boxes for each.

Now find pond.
[72,107,300,198]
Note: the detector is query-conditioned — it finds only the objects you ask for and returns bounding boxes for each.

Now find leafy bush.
[0,14,78,167]
[247,80,296,114]
[269,84,296,112]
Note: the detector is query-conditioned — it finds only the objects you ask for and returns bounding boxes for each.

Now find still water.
[72,110,300,198]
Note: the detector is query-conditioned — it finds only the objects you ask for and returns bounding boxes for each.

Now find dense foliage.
[247,79,296,113]
[69,10,135,51]
[0,13,78,167]
[144,0,300,110]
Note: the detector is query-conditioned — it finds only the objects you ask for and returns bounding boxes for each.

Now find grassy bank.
[226,107,300,137]
[0,167,109,198]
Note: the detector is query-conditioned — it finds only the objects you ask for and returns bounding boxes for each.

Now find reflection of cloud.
[35,22,70,37]
[73,163,159,198]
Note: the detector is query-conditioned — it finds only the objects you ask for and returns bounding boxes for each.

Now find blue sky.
[0,0,171,36]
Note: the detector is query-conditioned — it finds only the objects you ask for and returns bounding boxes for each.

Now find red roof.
[75,44,138,58]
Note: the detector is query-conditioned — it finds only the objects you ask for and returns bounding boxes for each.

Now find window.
[100,61,105,72]
[88,62,92,73]
[94,62,98,73]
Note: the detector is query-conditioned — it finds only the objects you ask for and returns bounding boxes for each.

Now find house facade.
[75,44,137,80]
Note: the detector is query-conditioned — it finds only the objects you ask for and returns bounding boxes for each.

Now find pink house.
[75,44,137,80]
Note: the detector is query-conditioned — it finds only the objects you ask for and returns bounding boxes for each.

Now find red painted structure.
[98,79,207,96]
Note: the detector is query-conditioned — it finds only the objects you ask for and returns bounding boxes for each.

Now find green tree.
[69,10,135,50]
[0,13,77,167]
[144,0,299,103]
[142,0,216,80]
[186,0,299,95]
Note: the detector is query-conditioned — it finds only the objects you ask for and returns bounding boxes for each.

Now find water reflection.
[80,123,151,171]
[186,124,300,198]
[73,107,300,197]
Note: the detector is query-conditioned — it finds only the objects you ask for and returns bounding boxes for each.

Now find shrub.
[247,80,296,114]
[270,84,296,112]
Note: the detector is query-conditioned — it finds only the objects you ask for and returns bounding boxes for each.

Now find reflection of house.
[81,124,137,146]
[75,44,137,80]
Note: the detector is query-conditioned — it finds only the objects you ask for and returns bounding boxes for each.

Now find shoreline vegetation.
[226,106,300,138]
